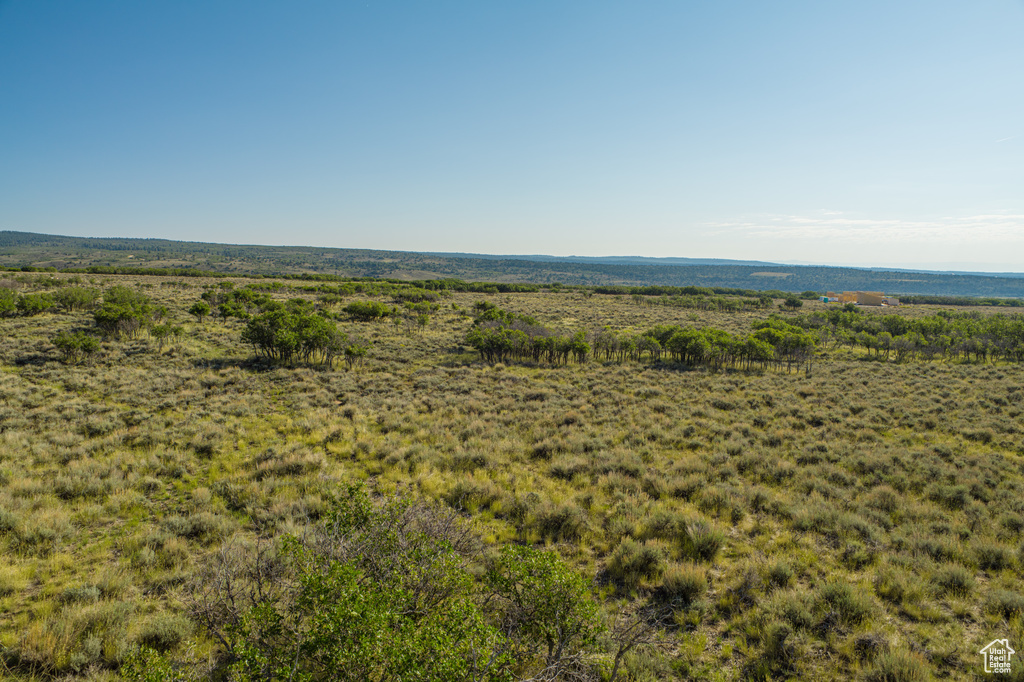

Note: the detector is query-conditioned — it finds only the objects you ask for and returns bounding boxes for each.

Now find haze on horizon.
[1,1,1022,272]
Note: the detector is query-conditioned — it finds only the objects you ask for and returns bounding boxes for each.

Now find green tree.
[344,343,368,370]
[242,309,346,366]
[94,286,153,339]
[188,301,211,323]
[151,324,183,351]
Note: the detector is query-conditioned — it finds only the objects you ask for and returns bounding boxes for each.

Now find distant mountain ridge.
[431,251,1024,279]
[426,252,783,268]
[0,231,1022,298]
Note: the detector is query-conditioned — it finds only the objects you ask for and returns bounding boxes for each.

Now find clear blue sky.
[2,1,1022,270]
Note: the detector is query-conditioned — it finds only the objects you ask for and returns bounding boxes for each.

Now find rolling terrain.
[0,266,1022,679]
[2,231,1024,298]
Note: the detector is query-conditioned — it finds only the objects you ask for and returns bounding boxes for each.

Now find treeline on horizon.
[5,265,1024,312]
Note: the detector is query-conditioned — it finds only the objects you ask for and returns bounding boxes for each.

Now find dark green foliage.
[242,308,346,365]
[51,331,100,364]
[188,301,210,322]
[788,307,1024,363]
[344,300,393,321]
[229,558,511,682]
[466,305,588,365]
[150,323,183,350]
[121,647,177,682]
[0,286,17,315]
[195,486,519,682]
[53,286,100,311]
[94,286,153,339]
[486,544,602,669]
[16,292,54,315]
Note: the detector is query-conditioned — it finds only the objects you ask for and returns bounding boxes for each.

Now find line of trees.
[788,309,1024,363]
[465,304,818,372]
[465,302,591,365]
[629,293,774,312]
[0,285,102,317]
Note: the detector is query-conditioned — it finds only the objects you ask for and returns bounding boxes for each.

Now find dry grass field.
[0,272,1022,680]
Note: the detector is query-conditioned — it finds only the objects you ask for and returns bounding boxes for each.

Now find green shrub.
[768,590,815,630]
[162,512,236,544]
[660,562,707,605]
[345,300,393,321]
[815,582,873,629]
[931,565,975,597]
[59,585,101,604]
[974,540,1014,571]
[16,292,54,316]
[607,538,666,587]
[54,286,100,311]
[986,589,1024,619]
[94,285,153,339]
[842,541,876,570]
[134,612,192,652]
[51,330,100,364]
[760,622,797,672]
[678,519,725,563]
[873,566,915,606]
[532,503,588,543]
[486,544,602,669]
[0,287,17,316]
[242,308,347,365]
[188,300,211,322]
[765,561,794,591]
[443,479,502,512]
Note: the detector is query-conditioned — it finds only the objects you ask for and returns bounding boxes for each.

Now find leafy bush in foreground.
[177,485,602,682]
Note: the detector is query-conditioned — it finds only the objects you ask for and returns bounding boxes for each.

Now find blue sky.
[1,1,1022,270]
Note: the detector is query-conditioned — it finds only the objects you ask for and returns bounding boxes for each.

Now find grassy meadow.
[0,271,1023,680]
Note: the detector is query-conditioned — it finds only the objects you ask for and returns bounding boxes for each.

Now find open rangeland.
[1,271,1022,681]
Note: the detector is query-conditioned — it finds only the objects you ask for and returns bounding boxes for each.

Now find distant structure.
[825,291,900,306]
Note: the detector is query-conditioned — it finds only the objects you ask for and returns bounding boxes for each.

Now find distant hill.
[428,252,782,267]
[1,231,1023,298]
